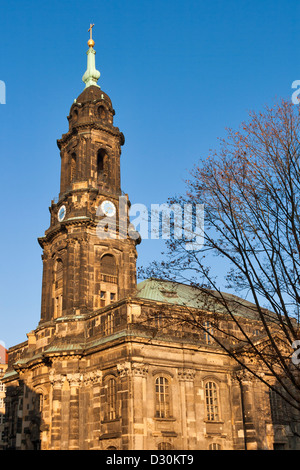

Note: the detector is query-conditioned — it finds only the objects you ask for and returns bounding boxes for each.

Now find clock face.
[101,200,116,217]
[58,205,66,222]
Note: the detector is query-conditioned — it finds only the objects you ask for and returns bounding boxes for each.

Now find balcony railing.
[100,274,118,284]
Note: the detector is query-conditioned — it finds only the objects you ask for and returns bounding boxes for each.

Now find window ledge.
[101,417,121,424]
[154,417,176,422]
[204,420,224,425]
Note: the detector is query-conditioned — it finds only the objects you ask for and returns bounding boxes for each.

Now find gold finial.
[88,23,95,47]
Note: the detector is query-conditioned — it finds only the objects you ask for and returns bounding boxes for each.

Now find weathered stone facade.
[3,45,300,450]
[4,291,300,450]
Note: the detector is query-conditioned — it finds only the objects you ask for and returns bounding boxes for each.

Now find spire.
[82,23,101,89]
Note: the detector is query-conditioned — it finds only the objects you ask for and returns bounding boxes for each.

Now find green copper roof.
[82,26,100,89]
[136,278,260,319]
[136,279,207,309]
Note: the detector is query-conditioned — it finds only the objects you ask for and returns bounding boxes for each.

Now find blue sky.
[0,0,299,347]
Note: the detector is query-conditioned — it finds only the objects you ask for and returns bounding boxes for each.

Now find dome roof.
[75,85,112,107]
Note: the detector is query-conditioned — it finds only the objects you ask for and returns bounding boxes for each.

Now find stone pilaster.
[233,370,257,450]
[68,374,81,450]
[49,373,63,450]
[82,371,102,449]
[117,362,149,450]
[132,363,149,450]
[178,368,196,449]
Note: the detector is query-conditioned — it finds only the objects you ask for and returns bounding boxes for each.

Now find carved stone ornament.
[178,368,196,381]
[117,362,149,378]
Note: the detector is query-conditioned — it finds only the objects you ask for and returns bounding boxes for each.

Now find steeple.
[57,24,124,197]
[38,26,138,324]
[82,23,101,88]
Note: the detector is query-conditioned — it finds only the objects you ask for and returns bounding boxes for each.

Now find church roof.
[136,278,261,320]
[75,85,112,106]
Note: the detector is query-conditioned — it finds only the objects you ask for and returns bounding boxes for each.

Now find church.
[2,28,299,451]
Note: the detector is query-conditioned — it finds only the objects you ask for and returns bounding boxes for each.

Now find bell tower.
[38,28,139,324]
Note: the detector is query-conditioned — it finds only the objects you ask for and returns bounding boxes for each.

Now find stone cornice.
[57,122,124,149]
[38,217,95,247]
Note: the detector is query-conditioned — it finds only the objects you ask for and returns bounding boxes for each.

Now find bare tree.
[138,99,300,411]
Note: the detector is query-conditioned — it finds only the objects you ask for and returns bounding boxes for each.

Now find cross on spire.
[83,23,100,88]
[88,23,95,41]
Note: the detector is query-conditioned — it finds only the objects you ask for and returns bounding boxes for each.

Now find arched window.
[95,253,118,309]
[98,105,107,120]
[101,254,117,285]
[158,442,173,450]
[208,443,221,450]
[97,149,107,181]
[101,254,116,276]
[37,393,43,413]
[54,259,63,318]
[155,376,170,418]
[73,109,78,122]
[107,378,117,420]
[205,381,220,421]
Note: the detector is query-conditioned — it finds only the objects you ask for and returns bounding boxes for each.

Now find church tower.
[3,28,146,451]
[38,27,139,323]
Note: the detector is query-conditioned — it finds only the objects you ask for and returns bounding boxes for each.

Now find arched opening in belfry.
[101,253,117,279]
[97,148,108,181]
[98,105,106,120]
[96,253,118,308]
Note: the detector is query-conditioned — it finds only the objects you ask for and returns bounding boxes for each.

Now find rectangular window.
[154,312,163,329]
[107,378,117,420]
[100,291,106,307]
[269,388,289,424]
[205,382,220,421]
[105,313,114,336]
[155,377,170,418]
[203,321,213,344]
[54,294,63,318]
